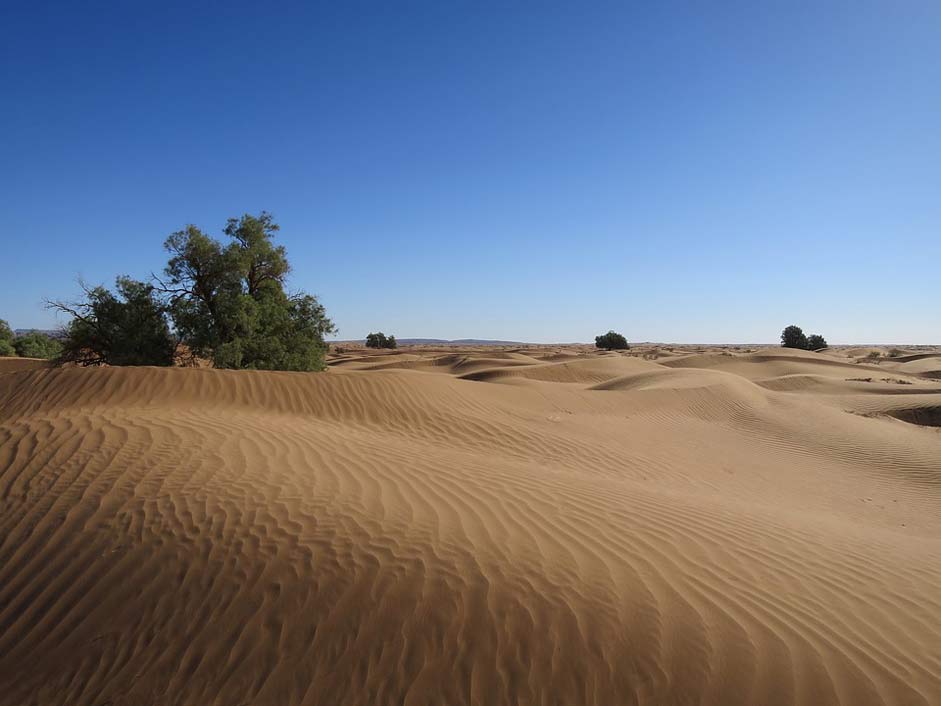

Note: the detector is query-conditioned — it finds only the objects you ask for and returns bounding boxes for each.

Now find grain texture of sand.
[1,346,939,705]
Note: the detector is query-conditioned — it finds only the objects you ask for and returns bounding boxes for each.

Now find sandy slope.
[1,347,939,706]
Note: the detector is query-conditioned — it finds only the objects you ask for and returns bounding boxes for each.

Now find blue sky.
[2,2,939,343]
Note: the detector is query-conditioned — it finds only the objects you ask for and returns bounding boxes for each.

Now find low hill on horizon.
[333,337,528,346]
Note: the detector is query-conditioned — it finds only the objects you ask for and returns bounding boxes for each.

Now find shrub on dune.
[365,332,397,349]
[595,331,630,350]
[781,326,830,352]
[49,277,177,366]
[780,325,809,350]
[806,334,828,351]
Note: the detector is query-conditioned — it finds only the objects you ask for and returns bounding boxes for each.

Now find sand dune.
[1,347,940,705]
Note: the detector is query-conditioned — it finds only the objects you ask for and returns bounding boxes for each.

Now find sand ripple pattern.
[0,349,939,706]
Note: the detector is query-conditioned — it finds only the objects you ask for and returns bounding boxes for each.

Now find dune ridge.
[1,347,939,705]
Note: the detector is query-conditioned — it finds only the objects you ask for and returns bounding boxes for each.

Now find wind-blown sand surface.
[1,345,939,705]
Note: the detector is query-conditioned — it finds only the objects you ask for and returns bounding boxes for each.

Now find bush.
[365,332,397,349]
[13,331,62,359]
[595,331,629,350]
[806,334,828,351]
[0,339,14,357]
[49,277,177,366]
[780,325,809,350]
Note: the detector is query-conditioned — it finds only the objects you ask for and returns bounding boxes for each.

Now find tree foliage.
[365,332,397,349]
[0,320,14,356]
[781,325,828,351]
[595,330,629,350]
[780,325,809,350]
[45,212,334,371]
[13,331,62,359]
[157,212,335,370]
[806,334,828,351]
[48,278,177,366]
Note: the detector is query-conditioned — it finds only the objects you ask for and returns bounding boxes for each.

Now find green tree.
[780,325,809,350]
[0,319,15,356]
[159,212,335,370]
[806,334,828,351]
[13,331,62,359]
[49,277,177,366]
[595,330,629,350]
[160,224,238,361]
[224,211,289,297]
[365,332,396,349]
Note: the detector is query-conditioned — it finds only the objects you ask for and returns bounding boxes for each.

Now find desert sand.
[1,344,939,705]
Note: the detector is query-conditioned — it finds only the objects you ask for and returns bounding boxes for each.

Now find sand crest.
[1,347,939,705]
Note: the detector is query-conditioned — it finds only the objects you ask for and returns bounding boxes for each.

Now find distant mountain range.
[334,338,527,346]
[14,328,62,338]
[401,338,527,346]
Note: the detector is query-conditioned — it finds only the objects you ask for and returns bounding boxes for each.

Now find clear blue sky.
[2,2,939,343]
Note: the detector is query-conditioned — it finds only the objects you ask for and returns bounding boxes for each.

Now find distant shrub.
[888,348,903,357]
[806,334,828,351]
[780,325,809,350]
[866,351,882,360]
[365,332,397,349]
[595,330,629,350]
[13,331,62,359]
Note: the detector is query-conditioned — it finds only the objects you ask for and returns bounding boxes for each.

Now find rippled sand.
[1,345,939,705]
